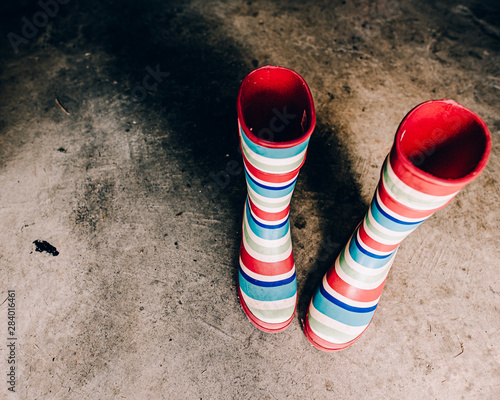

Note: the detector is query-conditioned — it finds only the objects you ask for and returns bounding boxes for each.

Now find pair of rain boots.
[236,65,491,352]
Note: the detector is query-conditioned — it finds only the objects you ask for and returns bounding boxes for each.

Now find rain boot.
[304,99,491,351]
[237,65,316,332]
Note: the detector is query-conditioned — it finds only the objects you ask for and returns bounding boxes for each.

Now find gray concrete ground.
[0,0,499,399]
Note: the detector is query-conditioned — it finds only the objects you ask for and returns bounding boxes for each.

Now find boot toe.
[237,277,297,333]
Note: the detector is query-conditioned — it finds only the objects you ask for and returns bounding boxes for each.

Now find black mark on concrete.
[294,215,307,230]
[33,240,59,256]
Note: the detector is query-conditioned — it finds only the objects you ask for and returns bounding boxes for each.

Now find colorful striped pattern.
[238,122,310,330]
[305,154,460,349]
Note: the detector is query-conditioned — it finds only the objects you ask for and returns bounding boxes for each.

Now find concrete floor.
[0,0,499,399]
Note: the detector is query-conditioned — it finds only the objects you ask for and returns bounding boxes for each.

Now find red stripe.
[378,179,438,219]
[326,265,386,302]
[248,196,289,222]
[240,242,294,276]
[242,152,302,184]
[358,223,399,253]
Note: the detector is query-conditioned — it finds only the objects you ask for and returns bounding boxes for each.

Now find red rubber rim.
[237,65,316,149]
[392,99,491,194]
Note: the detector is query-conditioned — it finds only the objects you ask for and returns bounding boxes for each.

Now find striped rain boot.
[304,99,491,351]
[236,66,316,332]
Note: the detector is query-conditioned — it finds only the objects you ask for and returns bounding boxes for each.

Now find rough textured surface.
[0,0,499,398]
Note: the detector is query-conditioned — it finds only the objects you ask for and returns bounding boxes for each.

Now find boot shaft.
[236,66,316,331]
[237,65,316,217]
[365,99,491,251]
[239,123,309,220]
[237,66,316,266]
[306,99,491,351]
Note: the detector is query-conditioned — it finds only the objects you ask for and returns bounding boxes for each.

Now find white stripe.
[248,192,289,213]
[367,207,415,240]
[248,205,289,226]
[375,187,427,223]
[382,173,445,211]
[241,134,307,167]
[336,250,394,290]
[321,275,380,308]
[244,155,304,174]
[355,228,394,257]
[242,234,292,262]
[342,239,396,277]
[309,301,367,339]
[362,218,402,246]
[385,158,457,208]
[245,165,298,188]
[240,290,296,314]
[243,209,291,248]
[247,185,293,205]
[239,257,295,282]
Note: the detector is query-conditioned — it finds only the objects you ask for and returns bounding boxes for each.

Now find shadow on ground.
[0,0,367,325]
[297,118,367,323]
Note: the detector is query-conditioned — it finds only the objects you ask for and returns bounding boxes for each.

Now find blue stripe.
[319,283,377,313]
[353,234,392,260]
[348,236,395,269]
[370,199,419,233]
[246,201,288,230]
[239,270,296,301]
[312,286,374,327]
[245,201,289,240]
[374,194,424,226]
[241,127,310,159]
[239,265,296,287]
[245,172,295,199]
[245,169,297,191]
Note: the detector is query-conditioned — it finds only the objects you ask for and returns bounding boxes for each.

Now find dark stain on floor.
[33,240,59,256]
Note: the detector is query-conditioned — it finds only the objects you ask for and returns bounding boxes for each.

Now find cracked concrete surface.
[0,0,499,399]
